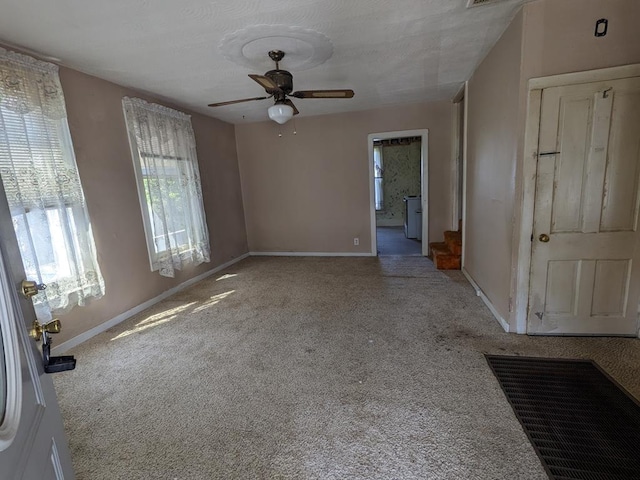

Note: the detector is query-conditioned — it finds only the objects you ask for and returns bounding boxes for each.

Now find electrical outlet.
[353,237,360,246]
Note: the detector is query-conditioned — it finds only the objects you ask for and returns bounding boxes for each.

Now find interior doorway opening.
[368,130,429,256]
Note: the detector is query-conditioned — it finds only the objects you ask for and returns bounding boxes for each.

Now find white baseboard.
[376,220,404,227]
[249,251,374,257]
[52,253,250,354]
[462,267,510,333]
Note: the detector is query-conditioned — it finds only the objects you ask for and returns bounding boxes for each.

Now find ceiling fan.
[208,50,355,124]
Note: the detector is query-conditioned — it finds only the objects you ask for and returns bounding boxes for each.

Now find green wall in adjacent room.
[376,141,421,227]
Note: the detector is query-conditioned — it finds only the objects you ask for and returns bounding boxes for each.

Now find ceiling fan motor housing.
[265,69,293,95]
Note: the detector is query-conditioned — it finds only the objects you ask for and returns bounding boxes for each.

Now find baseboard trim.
[462,267,510,333]
[376,221,404,227]
[53,253,250,354]
[249,251,374,257]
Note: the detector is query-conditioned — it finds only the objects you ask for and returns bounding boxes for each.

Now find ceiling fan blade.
[291,89,355,99]
[249,74,281,92]
[284,99,299,115]
[207,96,269,107]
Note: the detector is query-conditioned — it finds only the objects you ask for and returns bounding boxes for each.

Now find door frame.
[368,129,429,256]
[514,63,640,336]
[450,84,466,232]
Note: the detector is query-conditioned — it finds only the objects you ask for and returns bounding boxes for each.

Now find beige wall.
[54,67,248,344]
[236,102,452,253]
[465,10,524,321]
[465,0,640,329]
[521,0,640,80]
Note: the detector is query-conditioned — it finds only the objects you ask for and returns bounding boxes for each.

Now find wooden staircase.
[429,229,462,270]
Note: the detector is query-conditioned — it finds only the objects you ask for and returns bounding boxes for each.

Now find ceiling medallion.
[219,25,333,72]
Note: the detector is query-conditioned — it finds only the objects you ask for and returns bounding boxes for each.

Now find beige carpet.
[53,256,640,480]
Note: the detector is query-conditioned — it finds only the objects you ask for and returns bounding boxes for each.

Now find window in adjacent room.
[122,97,210,278]
[373,145,384,210]
[0,48,105,320]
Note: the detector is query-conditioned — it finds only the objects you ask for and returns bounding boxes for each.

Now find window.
[374,145,384,210]
[0,48,104,320]
[122,97,210,278]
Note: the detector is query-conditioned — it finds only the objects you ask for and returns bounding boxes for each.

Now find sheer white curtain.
[374,145,384,210]
[122,97,210,278]
[0,48,105,320]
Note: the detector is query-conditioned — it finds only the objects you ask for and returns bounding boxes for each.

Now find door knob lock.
[21,279,46,298]
[539,233,550,243]
[28,319,76,374]
[28,319,61,342]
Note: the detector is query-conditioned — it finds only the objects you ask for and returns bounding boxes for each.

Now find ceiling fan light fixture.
[268,103,294,124]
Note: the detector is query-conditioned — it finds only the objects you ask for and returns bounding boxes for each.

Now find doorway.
[368,129,429,256]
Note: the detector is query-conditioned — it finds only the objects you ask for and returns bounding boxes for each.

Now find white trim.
[514,89,541,335]
[368,139,377,256]
[367,129,429,256]
[249,251,373,257]
[515,64,640,336]
[528,64,640,90]
[462,267,509,332]
[0,246,22,451]
[461,81,469,268]
[450,91,465,231]
[52,253,250,354]
[450,103,460,231]
[375,219,404,227]
[50,438,64,480]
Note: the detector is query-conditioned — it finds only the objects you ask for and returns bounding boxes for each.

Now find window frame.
[139,152,191,257]
[126,137,178,271]
[122,99,208,274]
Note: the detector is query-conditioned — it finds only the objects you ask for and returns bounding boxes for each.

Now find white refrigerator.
[403,196,422,240]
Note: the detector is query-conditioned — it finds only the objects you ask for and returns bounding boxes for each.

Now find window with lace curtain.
[0,49,105,321]
[122,97,210,278]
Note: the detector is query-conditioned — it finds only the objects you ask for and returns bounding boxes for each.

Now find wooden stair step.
[433,251,461,270]
[444,230,462,255]
[429,243,461,270]
[429,242,447,259]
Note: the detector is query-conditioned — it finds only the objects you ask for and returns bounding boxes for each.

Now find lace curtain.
[122,97,210,278]
[0,48,105,320]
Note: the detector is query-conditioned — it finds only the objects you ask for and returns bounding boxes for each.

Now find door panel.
[528,77,640,335]
[551,95,593,233]
[591,259,629,316]
[0,178,74,478]
[600,90,640,232]
[545,260,580,315]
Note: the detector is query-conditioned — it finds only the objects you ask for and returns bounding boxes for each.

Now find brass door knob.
[21,280,46,298]
[28,319,61,342]
[539,234,550,243]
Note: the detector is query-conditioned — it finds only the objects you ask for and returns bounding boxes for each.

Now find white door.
[0,180,75,478]
[528,77,640,335]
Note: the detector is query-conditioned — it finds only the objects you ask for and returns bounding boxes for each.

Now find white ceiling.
[0,0,529,124]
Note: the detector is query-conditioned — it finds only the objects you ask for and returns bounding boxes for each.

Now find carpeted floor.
[53,256,640,480]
